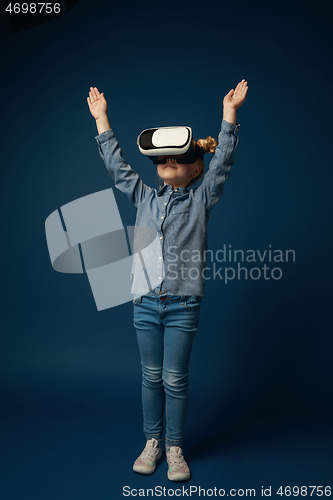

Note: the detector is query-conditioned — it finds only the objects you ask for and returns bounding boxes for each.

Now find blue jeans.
[133,294,202,449]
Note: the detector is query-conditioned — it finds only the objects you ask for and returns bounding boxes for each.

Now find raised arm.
[194,79,248,210]
[87,87,152,208]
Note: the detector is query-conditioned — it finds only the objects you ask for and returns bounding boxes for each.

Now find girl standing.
[87,80,248,481]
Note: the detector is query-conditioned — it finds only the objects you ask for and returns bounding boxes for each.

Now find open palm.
[87,87,108,120]
[223,79,248,110]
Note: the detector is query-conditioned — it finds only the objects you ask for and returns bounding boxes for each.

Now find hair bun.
[196,136,218,154]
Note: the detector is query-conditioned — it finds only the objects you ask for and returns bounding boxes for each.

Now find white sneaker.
[133,438,162,475]
[166,446,191,481]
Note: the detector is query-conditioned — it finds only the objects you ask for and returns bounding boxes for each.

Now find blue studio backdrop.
[1,0,332,498]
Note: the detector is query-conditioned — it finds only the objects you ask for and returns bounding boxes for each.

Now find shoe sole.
[167,470,191,481]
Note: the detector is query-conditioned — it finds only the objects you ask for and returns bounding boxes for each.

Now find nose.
[166,157,177,163]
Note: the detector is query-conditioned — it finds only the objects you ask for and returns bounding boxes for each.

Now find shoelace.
[167,451,186,468]
[140,446,159,461]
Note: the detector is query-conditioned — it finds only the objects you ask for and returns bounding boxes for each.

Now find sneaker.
[166,446,191,481]
[133,438,162,475]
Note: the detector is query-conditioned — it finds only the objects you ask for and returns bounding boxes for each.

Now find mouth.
[164,165,177,169]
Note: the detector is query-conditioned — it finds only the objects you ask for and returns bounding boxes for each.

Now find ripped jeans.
[133,294,202,449]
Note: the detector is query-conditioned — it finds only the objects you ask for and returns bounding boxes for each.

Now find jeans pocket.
[184,296,202,309]
[132,294,143,305]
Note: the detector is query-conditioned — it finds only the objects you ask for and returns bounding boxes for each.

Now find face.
[157,156,202,189]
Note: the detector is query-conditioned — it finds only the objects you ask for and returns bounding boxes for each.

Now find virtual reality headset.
[137,126,204,165]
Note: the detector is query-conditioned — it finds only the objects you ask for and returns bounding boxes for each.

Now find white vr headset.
[137,126,204,165]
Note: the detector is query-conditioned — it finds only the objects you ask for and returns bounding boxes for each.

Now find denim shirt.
[95,119,240,298]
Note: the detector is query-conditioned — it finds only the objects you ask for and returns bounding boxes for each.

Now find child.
[87,80,248,481]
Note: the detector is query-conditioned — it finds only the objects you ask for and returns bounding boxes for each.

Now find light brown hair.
[187,136,218,187]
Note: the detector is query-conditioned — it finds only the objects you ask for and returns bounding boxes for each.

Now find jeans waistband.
[143,295,186,302]
[133,294,203,305]
[133,294,189,304]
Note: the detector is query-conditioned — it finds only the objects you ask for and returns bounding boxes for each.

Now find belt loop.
[133,294,143,304]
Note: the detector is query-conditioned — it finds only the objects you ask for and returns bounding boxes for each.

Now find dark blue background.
[1,0,332,498]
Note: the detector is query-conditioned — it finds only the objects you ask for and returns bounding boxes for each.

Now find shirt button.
[160,236,163,240]
[164,203,167,205]
[159,257,162,259]
[158,277,162,280]
[161,216,164,219]
[174,189,178,192]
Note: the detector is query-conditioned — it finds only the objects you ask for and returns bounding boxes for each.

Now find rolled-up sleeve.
[95,129,152,208]
[194,119,240,210]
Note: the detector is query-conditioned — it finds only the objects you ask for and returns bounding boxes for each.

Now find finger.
[90,86,97,100]
[87,96,91,107]
[234,84,240,94]
[239,79,246,88]
[89,88,96,103]
[240,81,248,96]
[236,79,246,95]
[237,87,248,102]
[94,87,101,97]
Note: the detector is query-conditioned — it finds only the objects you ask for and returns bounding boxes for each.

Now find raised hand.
[223,79,248,110]
[87,86,110,134]
[87,87,108,120]
[223,79,248,125]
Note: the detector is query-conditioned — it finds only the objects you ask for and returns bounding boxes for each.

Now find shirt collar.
[157,184,189,196]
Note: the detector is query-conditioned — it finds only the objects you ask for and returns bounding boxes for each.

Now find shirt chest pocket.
[171,208,190,224]
[172,208,190,215]
[171,200,190,216]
